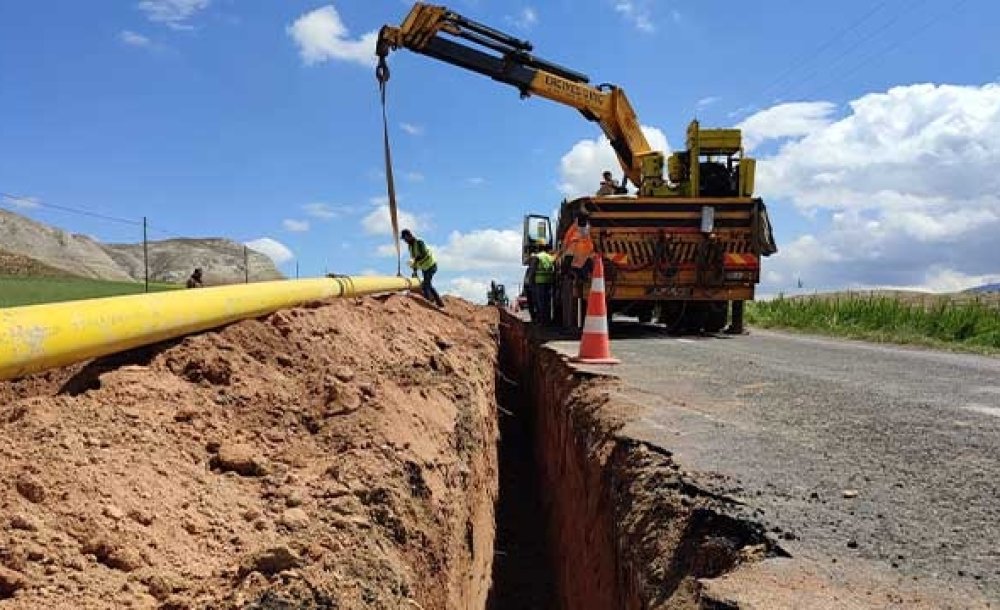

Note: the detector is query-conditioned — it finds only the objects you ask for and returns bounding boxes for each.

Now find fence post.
[143,216,149,293]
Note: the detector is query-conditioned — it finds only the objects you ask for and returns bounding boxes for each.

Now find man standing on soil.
[401,229,445,308]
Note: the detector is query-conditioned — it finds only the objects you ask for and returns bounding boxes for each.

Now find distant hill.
[0,250,77,277]
[0,209,133,280]
[967,283,1000,294]
[0,208,283,284]
[104,238,283,285]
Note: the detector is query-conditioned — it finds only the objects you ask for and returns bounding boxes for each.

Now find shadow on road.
[528,319,738,343]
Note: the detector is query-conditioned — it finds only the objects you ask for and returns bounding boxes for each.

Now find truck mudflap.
[756,201,778,256]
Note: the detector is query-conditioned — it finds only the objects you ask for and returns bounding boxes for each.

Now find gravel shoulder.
[549,325,1000,607]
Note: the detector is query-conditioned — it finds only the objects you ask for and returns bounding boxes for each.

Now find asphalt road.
[549,325,1000,603]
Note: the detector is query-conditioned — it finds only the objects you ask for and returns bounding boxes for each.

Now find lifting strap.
[376,57,402,277]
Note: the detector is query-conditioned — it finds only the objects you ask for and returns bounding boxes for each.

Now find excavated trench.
[488,312,785,609]
[0,297,781,609]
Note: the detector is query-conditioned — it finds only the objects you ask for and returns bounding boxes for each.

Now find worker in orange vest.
[558,213,595,277]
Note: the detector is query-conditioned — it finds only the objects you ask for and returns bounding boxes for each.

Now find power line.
[1,190,142,227]
[1,189,280,255]
[1,190,195,241]
[797,0,972,102]
[777,0,932,102]
[749,0,893,106]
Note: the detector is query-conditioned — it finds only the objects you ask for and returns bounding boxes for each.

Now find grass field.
[0,276,181,308]
[747,292,1000,354]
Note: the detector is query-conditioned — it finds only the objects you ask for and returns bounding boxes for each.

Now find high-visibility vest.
[561,224,594,269]
[409,240,436,271]
[533,251,555,284]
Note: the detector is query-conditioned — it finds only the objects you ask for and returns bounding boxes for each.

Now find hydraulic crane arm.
[376,3,655,189]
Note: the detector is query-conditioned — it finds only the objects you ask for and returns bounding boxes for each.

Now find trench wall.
[499,312,778,609]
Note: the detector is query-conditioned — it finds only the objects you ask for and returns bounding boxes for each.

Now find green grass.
[747,293,1000,354]
[0,276,181,308]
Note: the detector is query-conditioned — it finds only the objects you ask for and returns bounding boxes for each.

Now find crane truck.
[377,3,776,333]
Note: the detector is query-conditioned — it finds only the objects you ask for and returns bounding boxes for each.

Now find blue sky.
[2,0,999,299]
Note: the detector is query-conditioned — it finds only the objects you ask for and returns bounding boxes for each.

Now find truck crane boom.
[376,2,658,191]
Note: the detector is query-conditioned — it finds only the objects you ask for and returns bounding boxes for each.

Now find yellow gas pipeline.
[0,275,418,381]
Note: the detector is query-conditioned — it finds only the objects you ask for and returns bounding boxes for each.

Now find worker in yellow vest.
[527,240,556,324]
[402,229,445,308]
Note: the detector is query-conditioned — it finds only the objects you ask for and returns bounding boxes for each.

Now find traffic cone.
[572,256,619,365]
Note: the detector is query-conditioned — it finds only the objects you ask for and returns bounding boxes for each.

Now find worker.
[186,268,203,288]
[558,213,595,278]
[401,228,445,308]
[527,240,555,324]
[596,170,618,196]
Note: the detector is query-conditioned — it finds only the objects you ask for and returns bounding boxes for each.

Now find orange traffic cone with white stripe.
[572,256,620,365]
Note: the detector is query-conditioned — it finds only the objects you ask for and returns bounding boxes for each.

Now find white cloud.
[558,125,669,198]
[376,228,525,302]
[120,30,153,48]
[374,227,522,272]
[507,7,538,30]
[302,202,351,219]
[446,277,491,303]
[404,171,424,183]
[466,177,486,186]
[1,194,41,209]
[614,1,654,33]
[737,101,836,150]
[898,268,1000,293]
[287,5,377,67]
[696,96,721,109]
[400,123,424,136]
[752,83,1000,293]
[245,238,294,265]
[138,0,209,29]
[282,219,310,232]
[361,205,424,236]
[433,229,522,272]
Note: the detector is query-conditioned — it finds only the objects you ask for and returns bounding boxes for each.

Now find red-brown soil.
[0,295,499,609]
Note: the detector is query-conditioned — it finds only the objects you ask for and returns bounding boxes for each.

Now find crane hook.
[376,56,390,84]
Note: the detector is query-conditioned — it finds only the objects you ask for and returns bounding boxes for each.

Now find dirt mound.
[0,295,499,609]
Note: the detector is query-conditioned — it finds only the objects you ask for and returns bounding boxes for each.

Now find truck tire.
[704,301,728,333]
[726,300,745,334]
[635,303,654,324]
[560,277,579,331]
[680,302,707,333]
[658,302,686,333]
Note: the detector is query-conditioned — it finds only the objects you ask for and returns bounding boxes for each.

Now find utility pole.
[244,245,249,284]
[143,216,149,293]
[295,261,299,279]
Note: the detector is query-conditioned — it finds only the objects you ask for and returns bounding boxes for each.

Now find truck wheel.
[726,301,745,334]
[680,302,708,334]
[658,302,686,333]
[704,301,728,333]
[560,277,579,331]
